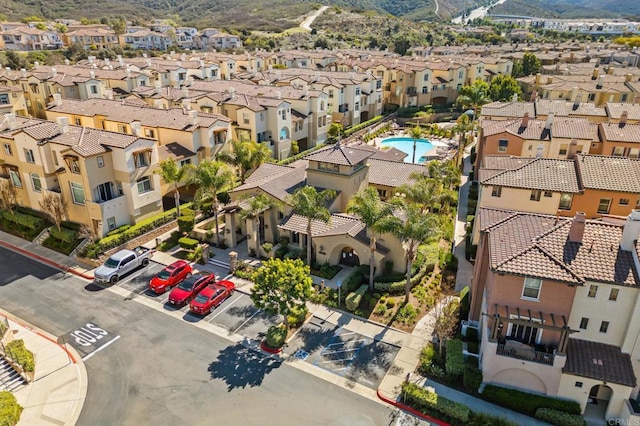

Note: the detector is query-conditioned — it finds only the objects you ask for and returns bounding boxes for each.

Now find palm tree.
[406,125,423,164]
[288,186,337,265]
[456,78,491,120]
[186,160,235,247]
[384,204,439,304]
[155,158,189,217]
[240,193,277,257]
[452,114,475,167]
[217,139,272,184]
[347,188,395,290]
[398,173,443,214]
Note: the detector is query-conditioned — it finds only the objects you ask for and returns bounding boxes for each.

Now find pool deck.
[366,131,457,163]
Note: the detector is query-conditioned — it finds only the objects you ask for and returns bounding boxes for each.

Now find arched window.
[279,127,290,141]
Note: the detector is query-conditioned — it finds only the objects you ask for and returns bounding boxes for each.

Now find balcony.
[496,341,554,366]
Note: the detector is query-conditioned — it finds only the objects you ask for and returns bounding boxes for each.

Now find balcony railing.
[497,342,554,366]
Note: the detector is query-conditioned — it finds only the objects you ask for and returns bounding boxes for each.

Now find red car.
[189,280,236,315]
[149,260,193,294]
[168,272,215,306]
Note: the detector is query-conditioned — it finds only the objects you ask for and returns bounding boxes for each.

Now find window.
[491,186,502,197]
[522,278,541,300]
[53,152,58,166]
[137,176,152,193]
[180,159,191,167]
[609,288,619,301]
[377,189,388,198]
[30,173,41,192]
[3,143,12,156]
[118,124,128,134]
[8,169,21,188]
[498,139,508,152]
[0,94,8,104]
[619,198,629,206]
[597,198,611,214]
[90,85,98,95]
[70,182,85,205]
[144,129,155,138]
[107,217,116,231]
[579,317,589,330]
[588,285,598,298]
[133,151,150,168]
[24,149,35,163]
[530,190,541,201]
[74,117,81,125]
[559,144,568,155]
[599,321,609,333]
[355,88,360,95]
[318,162,339,172]
[97,156,104,168]
[629,148,640,159]
[575,382,583,388]
[612,146,625,156]
[559,193,572,210]
[544,191,553,198]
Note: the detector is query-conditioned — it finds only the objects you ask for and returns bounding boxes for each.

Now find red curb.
[259,341,283,354]
[0,311,77,364]
[376,388,451,426]
[0,240,94,281]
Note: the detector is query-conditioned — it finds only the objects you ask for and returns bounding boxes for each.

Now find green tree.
[110,18,126,35]
[511,61,524,78]
[453,114,475,167]
[186,160,234,247]
[216,140,271,184]
[405,125,423,164]
[288,186,336,265]
[393,34,411,55]
[346,188,395,290]
[155,158,189,217]
[413,106,434,125]
[488,74,522,102]
[327,122,344,143]
[240,193,277,257]
[5,51,29,70]
[398,174,442,215]
[250,258,313,330]
[456,78,491,120]
[522,52,541,77]
[0,179,18,214]
[290,140,299,157]
[21,15,45,23]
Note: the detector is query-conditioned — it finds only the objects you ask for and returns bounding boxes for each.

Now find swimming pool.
[379,137,434,163]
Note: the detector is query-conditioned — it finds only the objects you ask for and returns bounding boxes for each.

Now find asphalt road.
[0,247,415,426]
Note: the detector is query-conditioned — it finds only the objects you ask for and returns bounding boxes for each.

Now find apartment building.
[0,114,162,236]
[0,68,51,119]
[119,30,173,50]
[471,209,640,423]
[0,85,28,117]
[62,26,119,50]
[0,26,62,51]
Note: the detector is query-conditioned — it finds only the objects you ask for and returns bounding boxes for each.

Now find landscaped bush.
[1,210,45,230]
[5,339,34,372]
[463,362,483,393]
[342,266,364,292]
[445,339,464,380]
[0,391,22,426]
[535,408,585,426]
[187,245,203,264]
[481,385,581,417]
[343,115,383,136]
[49,226,77,243]
[418,343,441,375]
[0,322,6,338]
[283,249,302,260]
[261,242,273,253]
[468,412,517,426]
[265,324,287,349]
[178,237,199,250]
[287,305,308,328]
[106,224,131,236]
[178,214,195,234]
[345,285,368,312]
[459,286,470,321]
[396,303,418,325]
[274,246,288,259]
[310,262,342,279]
[401,382,471,425]
[157,231,181,252]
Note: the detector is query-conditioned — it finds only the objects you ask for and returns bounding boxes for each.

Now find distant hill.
[489,0,640,19]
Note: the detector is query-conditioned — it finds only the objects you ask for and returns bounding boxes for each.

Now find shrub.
[287,305,308,328]
[535,408,585,426]
[401,382,471,425]
[0,391,22,426]
[187,245,204,264]
[468,412,517,426]
[49,226,77,243]
[1,210,45,230]
[385,298,396,308]
[445,339,464,380]
[178,237,199,250]
[180,207,195,218]
[343,267,364,292]
[106,224,131,236]
[481,385,581,417]
[418,343,442,376]
[374,304,387,316]
[178,215,195,234]
[396,303,418,324]
[265,324,287,348]
[261,242,273,253]
[463,362,483,393]
[343,115,383,136]
[459,286,470,321]
[345,285,368,312]
[0,322,6,338]
[5,339,35,372]
[284,249,302,260]
[274,246,288,259]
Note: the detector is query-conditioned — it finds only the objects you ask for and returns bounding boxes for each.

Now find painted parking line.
[207,294,243,322]
[232,308,261,333]
[324,338,367,350]
[81,335,121,361]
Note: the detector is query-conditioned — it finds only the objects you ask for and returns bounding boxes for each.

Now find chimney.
[142,53,148,58]
[568,212,586,243]
[104,89,113,100]
[51,67,57,77]
[125,68,131,78]
[547,76,553,84]
[607,65,614,75]
[596,75,604,89]
[104,58,110,66]
[512,93,518,102]
[521,112,530,129]
[154,99,164,109]
[21,68,27,78]
[181,87,189,100]
[189,110,198,126]
[57,116,69,134]
[530,90,538,102]
[573,92,582,110]
[535,73,541,85]
[620,110,628,127]
[620,210,640,251]
[117,55,124,66]
[567,138,578,159]
[625,73,633,82]
[6,113,16,130]
[544,112,554,130]
[88,56,94,64]
[52,93,62,106]
[535,143,544,158]
[130,121,142,137]
[229,87,236,99]
[592,68,599,80]
[181,99,191,111]
[90,70,95,79]
[276,91,282,100]
[154,79,161,90]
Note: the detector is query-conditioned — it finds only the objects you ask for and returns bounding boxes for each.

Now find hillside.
[489,0,640,19]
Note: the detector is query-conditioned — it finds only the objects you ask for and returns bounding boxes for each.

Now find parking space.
[115,261,164,295]
[285,316,400,389]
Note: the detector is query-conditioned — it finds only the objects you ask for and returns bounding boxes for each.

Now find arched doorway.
[585,384,612,423]
[339,247,360,266]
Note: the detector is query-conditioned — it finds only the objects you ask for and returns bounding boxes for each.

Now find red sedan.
[168,272,215,306]
[149,260,193,294]
[189,280,236,315]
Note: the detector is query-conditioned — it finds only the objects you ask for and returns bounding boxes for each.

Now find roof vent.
[57,116,69,134]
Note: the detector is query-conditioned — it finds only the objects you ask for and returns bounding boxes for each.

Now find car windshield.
[177,279,196,291]
[104,257,119,268]
[157,270,171,280]
[194,294,208,303]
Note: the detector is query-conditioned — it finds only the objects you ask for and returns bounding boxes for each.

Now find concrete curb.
[376,387,451,426]
[0,240,94,281]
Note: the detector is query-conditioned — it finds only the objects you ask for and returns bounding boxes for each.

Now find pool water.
[379,137,434,163]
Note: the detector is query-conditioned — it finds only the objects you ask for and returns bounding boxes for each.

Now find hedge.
[5,339,35,372]
[49,226,77,243]
[178,237,199,250]
[343,267,365,292]
[345,285,368,312]
[0,391,22,426]
[459,286,470,321]
[278,144,325,165]
[463,362,483,393]
[178,215,195,234]
[0,322,6,338]
[481,385,581,417]
[401,382,471,425]
[106,224,131,237]
[445,339,465,379]
[374,259,433,294]
[535,408,585,426]
[343,115,383,136]
[1,210,45,230]
[468,412,518,426]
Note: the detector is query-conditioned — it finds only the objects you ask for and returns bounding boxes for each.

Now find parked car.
[149,260,192,294]
[189,280,236,315]
[94,246,154,284]
[168,271,215,306]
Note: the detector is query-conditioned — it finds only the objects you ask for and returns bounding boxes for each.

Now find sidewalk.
[0,309,87,426]
[453,147,474,293]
